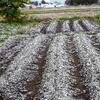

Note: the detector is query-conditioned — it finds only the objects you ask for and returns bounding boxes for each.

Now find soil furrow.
[96,33,100,43]
[69,20,74,32]
[73,20,84,32]
[29,23,45,35]
[65,34,91,100]
[82,20,99,31]
[35,35,73,100]
[0,36,30,76]
[56,21,63,33]
[89,20,100,30]
[0,34,53,100]
[88,34,100,54]
[40,22,50,34]
[46,21,58,34]
[73,33,100,100]
[79,20,89,31]
[34,23,45,33]
[62,20,70,32]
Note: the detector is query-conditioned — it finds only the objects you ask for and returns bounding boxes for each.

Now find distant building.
[23,0,64,9]
[39,0,64,8]
[38,3,55,8]
[23,1,39,9]
[24,3,37,9]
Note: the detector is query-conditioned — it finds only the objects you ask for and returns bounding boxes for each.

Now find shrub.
[95,15,100,19]
[0,0,28,22]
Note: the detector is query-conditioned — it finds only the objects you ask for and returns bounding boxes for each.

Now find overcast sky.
[32,0,65,4]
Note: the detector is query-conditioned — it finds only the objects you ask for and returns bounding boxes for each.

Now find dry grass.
[21,5,100,19]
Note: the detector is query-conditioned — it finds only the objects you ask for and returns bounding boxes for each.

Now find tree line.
[65,0,98,5]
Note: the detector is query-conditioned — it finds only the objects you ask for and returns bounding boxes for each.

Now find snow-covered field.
[0,19,100,100]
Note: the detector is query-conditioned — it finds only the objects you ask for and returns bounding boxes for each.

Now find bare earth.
[22,5,100,19]
[0,19,100,100]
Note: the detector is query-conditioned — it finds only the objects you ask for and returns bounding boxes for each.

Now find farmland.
[21,5,100,19]
[0,5,100,100]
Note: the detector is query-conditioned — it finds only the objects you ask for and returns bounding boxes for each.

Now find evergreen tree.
[65,0,98,5]
[41,0,46,4]
[34,1,38,6]
[65,0,71,5]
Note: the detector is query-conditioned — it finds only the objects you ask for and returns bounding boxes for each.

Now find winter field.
[21,5,100,19]
[0,5,100,100]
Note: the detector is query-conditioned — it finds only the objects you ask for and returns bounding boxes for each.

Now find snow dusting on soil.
[0,19,100,100]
